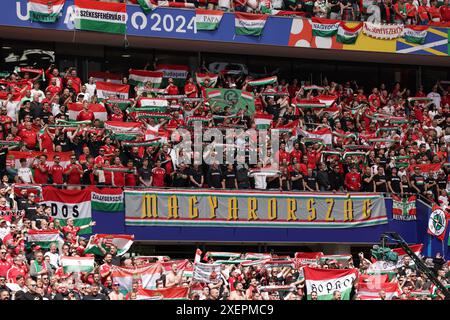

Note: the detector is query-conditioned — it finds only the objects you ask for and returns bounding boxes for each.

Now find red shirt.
[50,164,65,184]
[19,129,37,149]
[0,259,11,277]
[151,167,166,187]
[368,93,381,107]
[166,84,179,95]
[184,83,198,98]
[125,172,137,186]
[33,162,49,184]
[94,155,105,167]
[104,169,112,185]
[109,113,124,122]
[64,163,82,184]
[418,5,430,20]
[77,110,95,122]
[345,172,361,191]
[429,6,441,19]
[66,76,81,94]
[6,265,27,283]
[39,132,54,152]
[440,5,450,22]
[99,263,112,284]
[112,166,126,186]
[290,149,303,163]
[46,84,61,96]
[276,150,291,164]
[61,226,81,238]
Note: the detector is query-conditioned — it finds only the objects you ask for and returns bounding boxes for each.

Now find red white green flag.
[254,113,273,130]
[85,234,133,256]
[294,252,324,266]
[296,99,327,108]
[61,256,95,273]
[195,9,224,31]
[136,287,189,300]
[7,151,71,169]
[297,127,333,145]
[195,73,218,87]
[304,267,358,300]
[357,282,400,300]
[89,71,122,84]
[112,264,163,292]
[129,69,163,87]
[68,103,107,121]
[29,0,65,23]
[96,81,130,100]
[155,64,189,87]
[428,205,449,242]
[336,22,363,44]
[392,244,423,266]
[234,13,268,37]
[74,0,127,35]
[392,195,416,221]
[137,0,157,13]
[91,187,124,212]
[26,229,62,249]
[311,17,340,37]
[316,95,337,107]
[104,121,142,134]
[403,25,428,45]
[248,76,278,87]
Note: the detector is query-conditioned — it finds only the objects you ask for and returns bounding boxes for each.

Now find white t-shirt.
[85,83,96,97]
[30,89,45,102]
[52,103,61,116]
[44,251,60,269]
[17,167,33,183]
[5,100,19,121]
[427,92,441,108]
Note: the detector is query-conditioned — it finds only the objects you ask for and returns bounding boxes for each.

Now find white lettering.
[132,11,147,30]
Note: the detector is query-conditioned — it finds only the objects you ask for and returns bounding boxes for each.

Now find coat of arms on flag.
[428,205,449,242]
[392,195,416,221]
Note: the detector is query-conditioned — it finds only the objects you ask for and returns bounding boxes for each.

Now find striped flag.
[96,81,130,100]
[403,25,428,45]
[304,267,358,300]
[91,187,124,212]
[74,0,127,35]
[137,0,157,13]
[129,70,163,87]
[297,128,333,145]
[136,287,189,300]
[67,103,107,121]
[195,9,224,31]
[241,91,254,101]
[193,262,222,283]
[234,13,268,36]
[60,256,95,273]
[316,95,337,107]
[155,64,189,87]
[311,17,340,37]
[139,98,169,111]
[204,252,241,260]
[40,186,93,235]
[112,264,163,292]
[248,76,278,87]
[85,234,134,256]
[26,229,62,249]
[104,121,142,134]
[207,90,222,99]
[195,73,218,87]
[29,0,65,23]
[357,282,400,300]
[296,99,327,108]
[89,71,122,84]
[254,113,273,130]
[392,195,417,221]
[7,151,71,169]
[392,244,423,266]
[294,252,324,266]
[336,23,363,44]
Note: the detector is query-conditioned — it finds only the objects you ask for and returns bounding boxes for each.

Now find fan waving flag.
[428,205,449,241]
[357,282,400,300]
[129,70,163,87]
[304,267,358,300]
[311,17,341,37]
[403,25,428,45]
[195,73,218,87]
[137,0,157,13]
[297,127,333,145]
[137,287,189,300]
[91,187,124,212]
[61,256,95,273]
[336,22,363,44]
[112,264,163,292]
[195,9,224,31]
[235,13,268,36]
[26,229,63,249]
[96,82,130,100]
[74,0,127,35]
[29,0,65,23]
[85,234,134,256]
[155,64,189,87]
[254,113,273,130]
[248,76,278,87]
[392,195,417,221]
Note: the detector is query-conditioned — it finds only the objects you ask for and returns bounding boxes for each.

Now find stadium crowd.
[117,0,450,25]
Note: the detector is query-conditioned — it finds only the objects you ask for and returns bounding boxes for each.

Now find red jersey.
[46,84,61,96]
[125,172,137,186]
[112,166,126,186]
[33,162,49,184]
[64,163,82,184]
[184,83,198,98]
[49,164,65,184]
[0,259,11,277]
[151,167,166,187]
[61,226,81,238]
[166,84,179,95]
[276,150,291,164]
[290,149,303,163]
[6,265,27,283]
[66,76,81,94]
[99,263,112,284]
[77,110,95,122]
[345,172,361,191]
[109,113,124,122]
[429,6,441,19]
[440,5,450,22]
[418,5,430,20]
[94,155,105,167]
[39,132,54,152]
[19,129,37,149]
[104,169,112,185]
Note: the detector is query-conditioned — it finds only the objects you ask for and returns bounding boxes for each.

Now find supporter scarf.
[14,67,45,81]
[0,140,22,147]
[122,139,161,147]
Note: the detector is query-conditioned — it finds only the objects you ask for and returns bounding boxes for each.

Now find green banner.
[206,88,255,114]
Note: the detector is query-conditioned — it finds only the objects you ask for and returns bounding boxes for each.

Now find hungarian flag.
[60,256,95,273]
[241,91,254,101]
[204,252,241,260]
[234,12,268,36]
[139,98,169,111]
[295,99,326,108]
[105,98,132,111]
[319,254,353,266]
[96,81,130,100]
[294,252,324,266]
[193,262,222,283]
[67,103,107,121]
[366,261,398,280]
[403,25,428,45]
[303,267,358,300]
[7,151,71,169]
[104,121,142,134]
[74,0,127,35]
[157,1,195,8]
[336,22,363,44]
[392,244,423,266]
[112,264,163,292]
[243,253,272,260]
[91,187,124,212]
[297,127,333,145]
[357,282,400,300]
[29,0,65,23]
[311,17,340,37]
[155,64,189,87]
[26,229,62,248]
[195,73,218,87]
[85,234,133,256]
[129,70,163,87]
[195,9,224,31]
[88,71,122,84]
[428,205,449,242]
[40,186,93,235]
[248,76,278,87]
[254,113,273,130]
[137,0,157,13]
[411,163,441,174]
[136,287,189,300]
[392,195,416,221]
[316,95,336,107]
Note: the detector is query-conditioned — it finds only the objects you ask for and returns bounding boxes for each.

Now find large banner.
[124,189,388,228]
